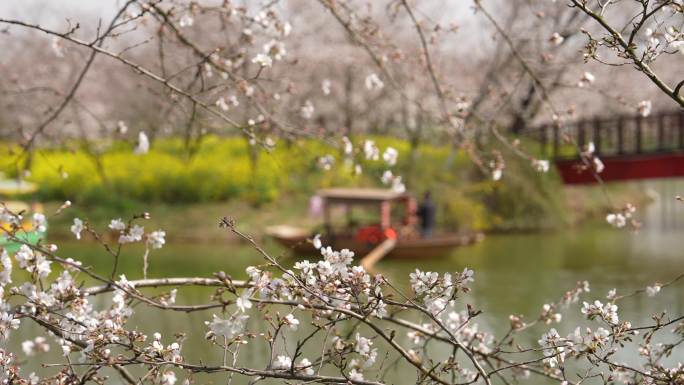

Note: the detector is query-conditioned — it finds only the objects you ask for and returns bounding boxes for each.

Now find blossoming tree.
[0,0,683,384]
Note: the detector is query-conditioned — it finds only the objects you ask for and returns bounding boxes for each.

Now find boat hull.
[269,233,483,259]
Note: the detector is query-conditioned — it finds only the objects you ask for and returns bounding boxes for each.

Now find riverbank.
[43,198,316,243]
[43,180,653,242]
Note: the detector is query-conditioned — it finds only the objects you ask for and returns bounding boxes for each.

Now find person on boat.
[309,195,323,217]
[417,190,436,238]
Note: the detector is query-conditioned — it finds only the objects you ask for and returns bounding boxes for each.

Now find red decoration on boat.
[356,225,384,244]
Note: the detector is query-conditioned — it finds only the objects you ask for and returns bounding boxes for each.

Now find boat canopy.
[317,188,416,230]
[317,188,410,205]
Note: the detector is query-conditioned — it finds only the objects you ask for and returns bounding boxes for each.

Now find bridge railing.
[527,111,684,159]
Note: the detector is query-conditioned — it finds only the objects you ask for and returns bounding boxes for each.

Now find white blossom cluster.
[606,203,637,229]
[642,23,684,63]
[314,137,404,191]
[0,209,681,384]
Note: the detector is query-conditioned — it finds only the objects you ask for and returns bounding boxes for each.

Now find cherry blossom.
[321,79,332,95]
[70,218,84,239]
[532,159,550,173]
[577,71,596,87]
[646,284,661,297]
[205,314,248,340]
[134,131,150,154]
[549,32,564,46]
[147,230,166,249]
[251,53,273,68]
[312,233,322,249]
[116,120,128,134]
[283,313,299,330]
[119,224,145,243]
[31,213,47,233]
[178,14,194,27]
[363,140,380,160]
[382,146,398,166]
[297,358,314,375]
[581,299,619,324]
[273,355,292,369]
[638,100,652,117]
[365,73,384,90]
[108,218,126,231]
[300,100,315,119]
[606,213,626,228]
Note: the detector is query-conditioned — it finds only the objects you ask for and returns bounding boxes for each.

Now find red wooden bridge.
[530,111,684,184]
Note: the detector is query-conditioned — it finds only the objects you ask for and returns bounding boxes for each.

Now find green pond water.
[10,181,684,384]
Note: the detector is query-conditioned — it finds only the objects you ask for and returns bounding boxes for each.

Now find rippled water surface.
[12,180,684,384]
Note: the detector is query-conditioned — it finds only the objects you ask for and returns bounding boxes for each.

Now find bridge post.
[617,117,624,155]
[539,125,547,157]
[657,114,665,151]
[636,116,643,153]
[593,118,602,154]
[553,125,559,159]
[679,112,684,150]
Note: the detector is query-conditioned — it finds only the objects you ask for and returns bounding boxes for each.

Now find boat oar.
[360,238,397,271]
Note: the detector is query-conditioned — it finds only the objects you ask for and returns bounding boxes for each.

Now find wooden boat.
[0,179,47,253]
[267,188,483,259]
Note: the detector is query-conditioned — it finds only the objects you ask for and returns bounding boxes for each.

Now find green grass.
[43,197,315,242]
